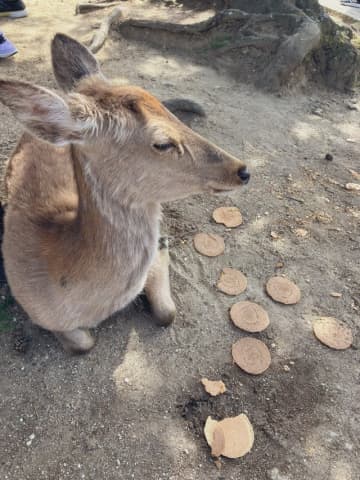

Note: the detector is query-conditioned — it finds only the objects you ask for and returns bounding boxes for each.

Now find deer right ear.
[0,80,84,146]
[51,33,104,92]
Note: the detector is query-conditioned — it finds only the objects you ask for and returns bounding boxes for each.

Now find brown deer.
[0,34,250,353]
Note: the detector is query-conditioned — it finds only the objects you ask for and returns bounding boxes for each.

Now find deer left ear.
[51,33,104,92]
[0,79,83,145]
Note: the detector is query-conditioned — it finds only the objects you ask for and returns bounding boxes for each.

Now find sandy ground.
[0,1,359,480]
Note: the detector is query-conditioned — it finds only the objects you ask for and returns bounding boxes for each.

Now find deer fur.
[0,34,249,353]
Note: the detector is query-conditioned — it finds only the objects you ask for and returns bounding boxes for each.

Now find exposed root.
[76,2,121,15]
[89,6,123,53]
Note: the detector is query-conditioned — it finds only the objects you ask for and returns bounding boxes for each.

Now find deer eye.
[153,142,175,152]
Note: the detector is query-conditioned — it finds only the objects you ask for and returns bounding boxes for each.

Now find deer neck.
[70,145,161,264]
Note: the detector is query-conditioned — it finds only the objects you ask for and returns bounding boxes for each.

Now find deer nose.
[238,167,250,184]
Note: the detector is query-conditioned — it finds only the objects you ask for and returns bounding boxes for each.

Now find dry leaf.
[313,317,352,350]
[217,268,247,295]
[266,276,301,305]
[232,337,271,375]
[193,233,225,257]
[212,206,243,228]
[201,378,226,396]
[230,301,270,333]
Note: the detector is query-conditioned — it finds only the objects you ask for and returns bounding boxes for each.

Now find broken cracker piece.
[212,206,243,228]
[217,268,247,296]
[230,301,270,333]
[232,337,271,375]
[313,316,352,350]
[266,276,301,305]
[216,414,254,459]
[201,378,227,396]
[193,233,225,257]
[204,416,219,448]
[211,426,225,457]
[204,414,254,459]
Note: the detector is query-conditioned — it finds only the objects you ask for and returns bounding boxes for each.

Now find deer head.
[0,34,249,206]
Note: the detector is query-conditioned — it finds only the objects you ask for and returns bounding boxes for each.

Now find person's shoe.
[0,0,27,18]
[0,33,17,58]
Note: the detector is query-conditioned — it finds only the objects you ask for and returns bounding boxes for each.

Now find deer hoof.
[153,303,176,327]
[54,328,95,354]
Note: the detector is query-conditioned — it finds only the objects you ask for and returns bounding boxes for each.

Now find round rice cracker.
[313,317,352,350]
[266,276,301,305]
[217,268,247,296]
[232,337,271,375]
[230,301,270,332]
[193,233,225,257]
[212,206,243,228]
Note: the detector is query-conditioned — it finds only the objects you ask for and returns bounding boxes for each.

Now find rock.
[312,107,323,116]
[345,183,360,191]
[294,228,308,238]
[325,153,333,161]
[268,467,290,480]
[345,101,358,111]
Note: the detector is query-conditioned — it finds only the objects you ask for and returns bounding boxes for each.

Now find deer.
[0,34,250,353]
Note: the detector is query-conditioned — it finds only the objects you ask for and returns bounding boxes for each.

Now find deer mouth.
[208,182,241,194]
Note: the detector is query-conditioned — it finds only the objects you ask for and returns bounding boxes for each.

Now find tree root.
[89,6,123,53]
[256,17,321,90]
[76,2,121,15]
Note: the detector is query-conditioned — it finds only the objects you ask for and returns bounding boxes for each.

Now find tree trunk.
[113,0,358,91]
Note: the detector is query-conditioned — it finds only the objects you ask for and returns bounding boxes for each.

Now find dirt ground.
[0,1,359,480]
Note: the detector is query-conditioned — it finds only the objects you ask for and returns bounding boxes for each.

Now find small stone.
[294,228,308,238]
[325,153,333,161]
[345,102,358,111]
[330,292,342,298]
[312,108,323,116]
[349,169,360,181]
[345,183,360,191]
[270,231,280,240]
[346,138,356,143]
[283,365,290,372]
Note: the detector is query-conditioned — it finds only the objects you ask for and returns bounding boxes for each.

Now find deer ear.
[51,33,104,92]
[0,80,83,145]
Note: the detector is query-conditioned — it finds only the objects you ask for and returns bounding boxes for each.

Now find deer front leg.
[145,237,176,326]
[54,328,95,354]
